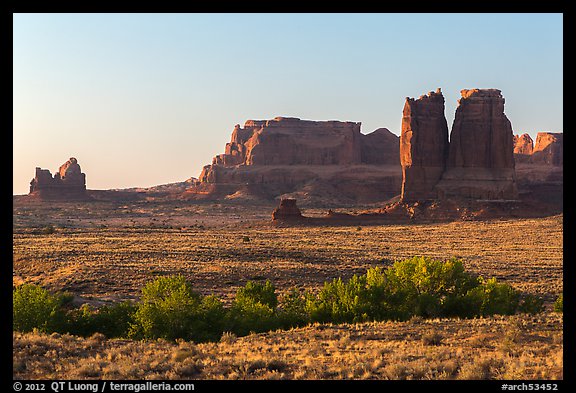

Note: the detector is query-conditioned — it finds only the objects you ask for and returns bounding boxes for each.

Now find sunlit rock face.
[531,132,563,166]
[191,117,402,204]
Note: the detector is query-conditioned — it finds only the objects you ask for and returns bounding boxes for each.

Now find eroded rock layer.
[191,117,401,204]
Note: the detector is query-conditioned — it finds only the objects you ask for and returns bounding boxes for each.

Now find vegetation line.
[13,256,559,343]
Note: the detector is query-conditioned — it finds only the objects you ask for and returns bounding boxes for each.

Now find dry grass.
[13,313,562,380]
[13,205,563,304]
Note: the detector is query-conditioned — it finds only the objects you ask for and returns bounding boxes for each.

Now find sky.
[13,13,563,194]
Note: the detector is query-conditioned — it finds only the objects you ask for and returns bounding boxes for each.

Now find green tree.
[130,275,205,341]
[13,284,66,333]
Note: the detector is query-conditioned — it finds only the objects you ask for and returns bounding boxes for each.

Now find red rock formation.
[514,133,534,155]
[513,133,534,164]
[532,132,563,166]
[272,198,303,220]
[436,89,519,200]
[193,117,401,203]
[211,117,363,166]
[400,88,449,201]
[360,128,400,165]
[29,157,88,200]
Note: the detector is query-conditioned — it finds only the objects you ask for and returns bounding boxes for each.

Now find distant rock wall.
[193,117,401,203]
[513,132,563,166]
[532,132,563,166]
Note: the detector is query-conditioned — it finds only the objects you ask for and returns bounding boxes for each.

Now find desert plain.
[12,197,563,380]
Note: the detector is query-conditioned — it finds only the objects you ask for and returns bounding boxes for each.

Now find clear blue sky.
[13,13,563,194]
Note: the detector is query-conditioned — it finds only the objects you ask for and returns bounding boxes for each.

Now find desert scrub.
[129,275,226,342]
[305,256,521,323]
[13,284,67,333]
[13,257,532,342]
[553,294,563,313]
[228,280,281,336]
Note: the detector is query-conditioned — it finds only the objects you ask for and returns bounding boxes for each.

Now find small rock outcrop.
[513,133,534,163]
[436,89,519,200]
[272,198,303,220]
[400,88,449,201]
[531,132,563,166]
[514,133,534,155]
[29,157,87,200]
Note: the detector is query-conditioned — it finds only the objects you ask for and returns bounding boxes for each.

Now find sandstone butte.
[400,88,520,201]
[29,157,88,200]
[186,117,402,204]
[400,88,449,201]
[436,88,519,200]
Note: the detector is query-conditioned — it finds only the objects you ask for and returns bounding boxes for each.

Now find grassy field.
[12,199,563,379]
[13,313,562,380]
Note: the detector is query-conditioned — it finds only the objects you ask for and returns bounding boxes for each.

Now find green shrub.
[304,257,519,322]
[235,280,278,309]
[464,278,519,317]
[518,294,545,315]
[130,275,208,341]
[228,300,278,336]
[384,256,481,319]
[277,288,310,328]
[229,280,280,335]
[553,294,563,313]
[307,275,372,324]
[195,295,227,342]
[68,301,137,338]
[13,284,66,333]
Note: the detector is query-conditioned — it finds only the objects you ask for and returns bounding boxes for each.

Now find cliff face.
[513,133,534,164]
[192,117,401,204]
[208,117,362,167]
[435,89,519,200]
[446,89,516,169]
[29,157,88,200]
[532,132,563,166]
[400,88,449,201]
[513,132,563,166]
[188,90,559,207]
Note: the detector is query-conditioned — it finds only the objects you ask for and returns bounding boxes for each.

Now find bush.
[463,278,519,317]
[130,275,215,341]
[518,294,545,315]
[13,284,66,333]
[235,280,278,309]
[553,294,563,313]
[66,301,137,338]
[305,257,520,322]
[278,288,310,328]
[229,280,280,335]
[307,275,372,324]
